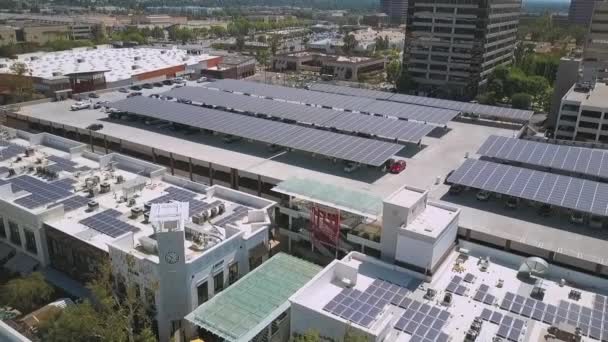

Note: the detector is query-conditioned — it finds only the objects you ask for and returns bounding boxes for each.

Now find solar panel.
[108,96,404,167]
[309,82,533,123]
[80,209,138,238]
[0,143,25,161]
[478,135,608,180]
[464,273,475,283]
[447,158,608,216]
[48,195,89,211]
[47,155,79,172]
[164,86,436,143]
[1,175,74,209]
[205,79,460,125]
[481,308,492,320]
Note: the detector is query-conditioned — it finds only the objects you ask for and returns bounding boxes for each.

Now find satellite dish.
[519,257,549,276]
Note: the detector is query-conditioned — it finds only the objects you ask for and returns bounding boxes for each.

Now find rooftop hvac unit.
[144,201,152,212]
[132,65,140,70]
[131,207,143,218]
[192,214,206,225]
[99,182,111,194]
[77,58,85,63]
[87,200,99,211]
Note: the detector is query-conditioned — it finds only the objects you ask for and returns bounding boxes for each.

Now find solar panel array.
[163,87,435,143]
[447,159,608,216]
[204,79,459,125]
[46,155,91,173]
[394,298,451,342]
[478,135,608,180]
[148,186,216,217]
[479,308,526,341]
[309,83,534,123]
[48,195,89,212]
[0,143,25,161]
[109,97,404,166]
[445,275,468,296]
[213,206,249,227]
[323,279,410,328]
[473,284,496,305]
[80,209,138,238]
[0,175,74,209]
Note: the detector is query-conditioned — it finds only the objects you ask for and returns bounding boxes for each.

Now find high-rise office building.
[381,0,408,24]
[402,0,521,99]
[569,0,599,25]
[584,1,608,61]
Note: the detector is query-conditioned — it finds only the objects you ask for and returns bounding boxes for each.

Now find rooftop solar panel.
[80,209,138,238]
[204,79,459,125]
[1,175,74,209]
[48,195,89,211]
[477,135,608,180]
[447,158,608,216]
[309,83,534,123]
[109,96,403,167]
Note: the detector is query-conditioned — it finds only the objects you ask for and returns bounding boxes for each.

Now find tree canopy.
[0,272,54,313]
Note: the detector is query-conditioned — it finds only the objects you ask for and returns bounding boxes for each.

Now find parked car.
[86,123,103,131]
[448,184,464,195]
[173,84,185,89]
[476,190,491,201]
[537,204,552,217]
[142,83,153,89]
[93,101,109,109]
[222,135,241,143]
[570,211,584,224]
[162,79,173,86]
[153,82,163,87]
[389,160,406,174]
[506,197,519,209]
[88,93,99,98]
[118,88,129,93]
[127,92,142,98]
[344,162,360,173]
[70,101,91,111]
[196,77,208,83]
[130,85,142,91]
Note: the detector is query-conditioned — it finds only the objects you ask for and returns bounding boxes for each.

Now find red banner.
[310,205,340,249]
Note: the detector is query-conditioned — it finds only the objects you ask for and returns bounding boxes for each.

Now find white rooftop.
[291,244,608,342]
[0,128,275,261]
[0,46,218,83]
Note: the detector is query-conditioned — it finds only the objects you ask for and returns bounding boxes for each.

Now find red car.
[389,160,406,174]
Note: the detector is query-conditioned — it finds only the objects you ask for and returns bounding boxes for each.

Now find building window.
[228,263,239,285]
[8,221,20,246]
[0,217,5,239]
[249,255,263,271]
[24,229,37,254]
[197,281,208,305]
[561,104,580,112]
[213,272,224,293]
[579,121,599,129]
[581,110,602,119]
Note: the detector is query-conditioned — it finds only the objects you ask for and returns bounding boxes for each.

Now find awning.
[4,252,39,275]
[0,242,15,263]
[272,178,383,219]
[186,253,321,342]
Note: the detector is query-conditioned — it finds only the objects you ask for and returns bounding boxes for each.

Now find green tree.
[255,48,270,68]
[41,260,157,342]
[385,59,401,86]
[8,62,35,103]
[257,35,267,43]
[396,70,416,93]
[344,326,368,342]
[269,35,281,56]
[210,25,227,38]
[151,26,164,39]
[511,93,533,109]
[0,272,54,313]
[292,330,321,342]
[235,35,246,51]
[343,33,358,55]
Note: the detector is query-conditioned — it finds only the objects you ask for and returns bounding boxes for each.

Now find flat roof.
[291,249,608,341]
[14,85,608,264]
[0,47,217,83]
[564,82,608,108]
[0,127,274,260]
[186,253,321,342]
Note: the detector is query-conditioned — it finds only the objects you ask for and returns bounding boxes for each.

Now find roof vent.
[52,71,62,76]
[131,65,140,70]
[87,200,99,211]
[77,58,85,63]
[134,56,141,61]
